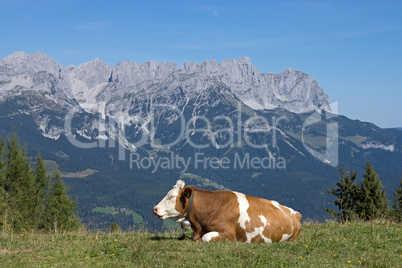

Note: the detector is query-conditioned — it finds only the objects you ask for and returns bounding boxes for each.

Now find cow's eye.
[170,195,176,199]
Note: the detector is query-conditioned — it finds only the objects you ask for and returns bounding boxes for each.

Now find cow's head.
[153,180,194,223]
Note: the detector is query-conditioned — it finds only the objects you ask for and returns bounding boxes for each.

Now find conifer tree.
[46,172,79,231]
[324,169,359,222]
[3,132,40,230]
[34,153,50,228]
[35,153,48,194]
[0,185,6,229]
[0,138,4,183]
[356,161,389,220]
[391,178,402,221]
[0,139,7,228]
[0,132,80,232]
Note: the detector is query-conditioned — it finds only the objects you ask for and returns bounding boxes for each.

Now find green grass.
[341,135,367,146]
[0,221,400,267]
[285,130,327,149]
[43,160,59,174]
[252,172,262,178]
[92,206,144,224]
[152,139,172,153]
[125,211,144,224]
[92,207,116,215]
[61,169,98,178]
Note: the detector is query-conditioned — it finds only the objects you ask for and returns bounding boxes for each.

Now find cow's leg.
[201,232,221,242]
[191,221,204,242]
[193,232,202,242]
[201,230,236,242]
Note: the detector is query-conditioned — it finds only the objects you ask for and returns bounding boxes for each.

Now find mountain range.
[0,52,401,230]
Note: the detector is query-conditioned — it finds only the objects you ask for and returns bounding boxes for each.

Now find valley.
[0,52,401,231]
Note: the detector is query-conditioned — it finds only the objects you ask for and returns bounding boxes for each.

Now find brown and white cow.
[153,180,302,243]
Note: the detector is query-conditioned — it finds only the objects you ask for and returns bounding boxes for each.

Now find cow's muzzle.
[153,207,165,219]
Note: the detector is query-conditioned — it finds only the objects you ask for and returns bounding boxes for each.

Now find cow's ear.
[183,187,193,198]
[174,180,185,189]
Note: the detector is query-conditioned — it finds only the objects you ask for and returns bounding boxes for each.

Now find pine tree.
[324,168,359,222]
[0,138,4,183]
[0,185,6,229]
[35,153,49,194]
[0,138,7,229]
[391,178,402,221]
[3,132,40,230]
[0,132,80,232]
[46,172,79,231]
[356,161,389,220]
[35,153,50,228]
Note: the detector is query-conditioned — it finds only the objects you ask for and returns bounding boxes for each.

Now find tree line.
[325,161,402,222]
[0,132,79,232]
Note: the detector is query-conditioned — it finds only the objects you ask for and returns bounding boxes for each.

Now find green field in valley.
[92,206,144,224]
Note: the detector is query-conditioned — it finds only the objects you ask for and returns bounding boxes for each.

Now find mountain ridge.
[1,51,331,116]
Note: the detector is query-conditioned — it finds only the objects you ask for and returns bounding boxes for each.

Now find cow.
[153,180,302,243]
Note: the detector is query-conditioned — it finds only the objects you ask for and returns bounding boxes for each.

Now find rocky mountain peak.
[0,51,331,114]
[1,51,61,77]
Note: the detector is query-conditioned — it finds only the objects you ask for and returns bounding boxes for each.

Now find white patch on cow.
[279,227,294,242]
[234,192,274,243]
[271,201,284,213]
[244,215,272,244]
[202,232,220,242]
[242,215,272,243]
[234,192,272,243]
[258,215,272,243]
[246,225,266,243]
[233,192,250,229]
[259,215,268,226]
[270,201,296,242]
[282,205,298,215]
[154,180,186,221]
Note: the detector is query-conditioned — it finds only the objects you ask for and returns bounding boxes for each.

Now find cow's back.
[233,192,301,243]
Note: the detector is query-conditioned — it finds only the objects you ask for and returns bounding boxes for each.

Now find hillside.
[1,107,401,230]
[0,221,400,267]
[1,52,402,230]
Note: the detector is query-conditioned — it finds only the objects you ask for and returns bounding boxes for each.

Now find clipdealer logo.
[64,101,339,171]
[302,101,339,167]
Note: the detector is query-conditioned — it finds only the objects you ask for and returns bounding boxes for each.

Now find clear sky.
[0,0,401,128]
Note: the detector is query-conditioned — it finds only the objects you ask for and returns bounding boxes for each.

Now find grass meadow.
[0,221,401,267]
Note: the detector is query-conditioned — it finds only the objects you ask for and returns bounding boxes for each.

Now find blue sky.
[1,0,401,128]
